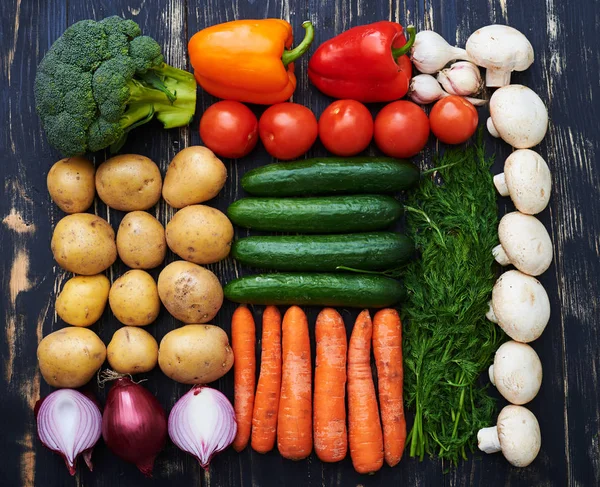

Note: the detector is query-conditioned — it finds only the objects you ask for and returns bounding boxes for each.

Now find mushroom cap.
[497,405,541,467]
[504,149,552,214]
[491,341,542,404]
[489,85,548,148]
[497,211,553,276]
[491,270,550,342]
[466,25,534,72]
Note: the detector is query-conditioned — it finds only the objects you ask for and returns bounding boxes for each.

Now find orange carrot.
[373,308,406,467]
[251,305,282,453]
[347,310,384,474]
[232,305,256,452]
[313,308,348,462]
[277,305,312,460]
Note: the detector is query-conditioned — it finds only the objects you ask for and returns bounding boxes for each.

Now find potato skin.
[162,146,227,209]
[158,324,233,384]
[95,154,162,211]
[37,327,106,388]
[107,326,158,374]
[109,270,160,326]
[157,261,223,323]
[51,213,117,275]
[47,157,96,214]
[56,274,110,327]
[116,211,166,269]
[166,205,233,264]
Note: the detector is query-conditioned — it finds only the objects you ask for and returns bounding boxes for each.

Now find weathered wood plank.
[0,1,67,486]
[535,0,600,484]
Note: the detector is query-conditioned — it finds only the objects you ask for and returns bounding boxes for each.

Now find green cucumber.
[241,157,420,196]
[224,273,405,308]
[227,195,402,233]
[231,232,414,271]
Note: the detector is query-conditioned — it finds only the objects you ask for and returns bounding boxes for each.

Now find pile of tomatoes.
[199,96,478,161]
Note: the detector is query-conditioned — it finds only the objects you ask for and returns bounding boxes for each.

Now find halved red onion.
[168,385,237,469]
[36,389,102,475]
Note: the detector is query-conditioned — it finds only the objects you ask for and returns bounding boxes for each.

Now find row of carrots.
[231,305,405,474]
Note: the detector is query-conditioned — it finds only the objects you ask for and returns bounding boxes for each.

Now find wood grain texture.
[0,0,598,485]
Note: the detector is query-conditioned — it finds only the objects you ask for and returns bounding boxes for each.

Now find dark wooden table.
[2,0,599,485]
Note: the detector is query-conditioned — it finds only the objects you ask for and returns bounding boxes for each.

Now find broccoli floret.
[129,36,164,74]
[34,16,197,156]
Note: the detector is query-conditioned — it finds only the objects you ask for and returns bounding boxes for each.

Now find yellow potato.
[116,211,166,269]
[109,270,160,326]
[157,261,223,323]
[37,327,106,388]
[56,274,110,327]
[158,324,233,384]
[162,146,227,209]
[95,154,162,211]
[47,157,96,213]
[166,205,233,264]
[107,326,158,374]
[51,213,117,275]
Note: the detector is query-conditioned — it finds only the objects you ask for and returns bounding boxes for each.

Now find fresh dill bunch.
[402,134,505,464]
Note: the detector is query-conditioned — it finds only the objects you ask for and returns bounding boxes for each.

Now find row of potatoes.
[38,147,236,390]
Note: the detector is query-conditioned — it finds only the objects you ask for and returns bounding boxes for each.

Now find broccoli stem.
[122,64,197,131]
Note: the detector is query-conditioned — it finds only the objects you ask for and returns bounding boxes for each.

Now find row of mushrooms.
[409,24,553,468]
[473,28,552,469]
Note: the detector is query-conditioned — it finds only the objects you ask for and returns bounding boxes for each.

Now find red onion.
[101,376,167,477]
[168,385,236,469]
[35,389,102,475]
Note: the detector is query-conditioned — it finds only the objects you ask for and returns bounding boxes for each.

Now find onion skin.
[168,385,237,469]
[35,389,102,475]
[101,377,167,477]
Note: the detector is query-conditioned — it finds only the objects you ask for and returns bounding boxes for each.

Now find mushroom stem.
[485,69,512,87]
[493,173,510,196]
[488,365,496,386]
[487,117,500,138]
[478,426,502,454]
[486,300,499,323]
[492,244,511,266]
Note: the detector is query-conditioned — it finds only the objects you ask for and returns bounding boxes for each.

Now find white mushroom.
[486,270,550,343]
[492,211,553,276]
[494,150,552,215]
[466,25,534,87]
[489,341,542,404]
[487,85,548,149]
[478,405,541,467]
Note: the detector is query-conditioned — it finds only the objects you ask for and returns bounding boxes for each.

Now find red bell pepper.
[308,22,416,103]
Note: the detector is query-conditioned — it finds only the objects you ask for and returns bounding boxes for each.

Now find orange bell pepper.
[188,19,314,105]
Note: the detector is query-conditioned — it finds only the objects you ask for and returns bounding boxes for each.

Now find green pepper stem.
[282,21,315,67]
[391,25,416,59]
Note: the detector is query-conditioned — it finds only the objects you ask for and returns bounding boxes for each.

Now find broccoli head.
[34,16,197,156]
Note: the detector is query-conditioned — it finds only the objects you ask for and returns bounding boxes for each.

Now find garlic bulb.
[409,74,487,106]
[437,61,483,96]
[410,31,473,74]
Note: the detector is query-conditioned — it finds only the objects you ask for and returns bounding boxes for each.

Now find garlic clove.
[437,61,483,96]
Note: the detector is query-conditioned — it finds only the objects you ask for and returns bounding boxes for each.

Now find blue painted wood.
[1,0,598,485]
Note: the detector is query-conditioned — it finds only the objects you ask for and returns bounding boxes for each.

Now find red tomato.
[429,96,478,145]
[318,100,374,156]
[259,103,318,160]
[374,101,430,158]
[199,101,258,158]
